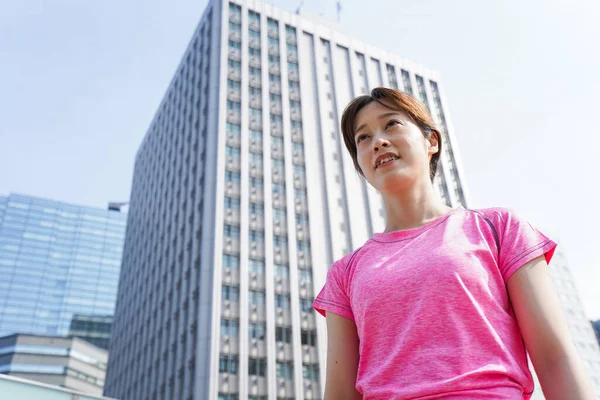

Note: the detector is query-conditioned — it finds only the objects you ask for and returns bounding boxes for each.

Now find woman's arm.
[324,311,363,400]
[507,255,596,399]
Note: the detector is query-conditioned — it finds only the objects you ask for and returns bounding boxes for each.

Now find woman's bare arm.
[507,255,596,399]
[324,311,363,400]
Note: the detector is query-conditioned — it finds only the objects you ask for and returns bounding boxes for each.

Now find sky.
[0,0,598,319]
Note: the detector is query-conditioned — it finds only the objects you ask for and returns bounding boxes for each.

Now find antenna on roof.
[296,0,304,14]
[336,1,342,22]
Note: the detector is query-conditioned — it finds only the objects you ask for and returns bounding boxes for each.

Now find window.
[249,152,263,166]
[293,163,305,177]
[297,240,310,252]
[301,330,317,346]
[249,107,262,120]
[302,364,319,381]
[219,354,238,374]
[228,39,241,49]
[223,254,239,269]
[268,54,280,63]
[228,59,241,69]
[275,294,290,310]
[275,264,289,280]
[249,129,262,140]
[249,230,264,244]
[221,318,239,337]
[273,235,287,248]
[298,269,312,285]
[273,208,286,220]
[294,189,307,202]
[272,183,285,195]
[249,86,262,97]
[248,358,267,376]
[249,10,261,23]
[249,290,265,307]
[401,69,413,94]
[285,25,296,36]
[250,177,264,189]
[227,80,241,90]
[225,170,240,184]
[249,202,263,216]
[267,18,278,30]
[227,101,241,111]
[248,357,267,376]
[224,224,240,239]
[295,213,308,225]
[271,137,284,153]
[224,196,240,209]
[276,362,293,380]
[415,75,429,109]
[268,73,280,83]
[249,323,266,340]
[221,285,239,302]
[225,146,240,158]
[276,326,292,343]
[249,30,261,42]
[300,298,313,312]
[249,259,264,275]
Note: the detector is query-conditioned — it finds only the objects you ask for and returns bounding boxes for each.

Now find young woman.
[312,87,596,399]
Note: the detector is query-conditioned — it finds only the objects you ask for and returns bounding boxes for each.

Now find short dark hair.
[340,87,442,182]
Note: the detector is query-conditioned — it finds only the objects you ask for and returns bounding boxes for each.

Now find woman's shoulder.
[466,206,517,225]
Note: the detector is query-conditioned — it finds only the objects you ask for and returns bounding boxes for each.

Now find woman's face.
[353,101,437,193]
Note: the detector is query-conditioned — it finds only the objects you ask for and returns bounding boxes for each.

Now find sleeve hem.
[313,299,355,321]
[503,239,558,282]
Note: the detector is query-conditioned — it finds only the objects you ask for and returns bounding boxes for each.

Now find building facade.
[104,1,469,399]
[0,333,109,396]
[528,248,600,399]
[0,193,126,348]
[593,320,600,346]
[68,314,113,351]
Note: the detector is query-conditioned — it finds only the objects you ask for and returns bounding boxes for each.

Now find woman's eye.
[386,120,399,129]
[356,134,368,143]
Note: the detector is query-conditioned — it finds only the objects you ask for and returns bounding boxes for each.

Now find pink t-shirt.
[313,207,557,399]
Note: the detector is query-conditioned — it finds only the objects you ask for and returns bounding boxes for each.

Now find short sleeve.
[312,259,355,321]
[494,208,557,282]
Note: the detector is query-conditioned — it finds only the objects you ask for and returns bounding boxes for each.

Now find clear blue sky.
[1,0,598,319]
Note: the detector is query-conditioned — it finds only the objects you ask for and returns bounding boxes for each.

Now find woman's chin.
[374,172,415,193]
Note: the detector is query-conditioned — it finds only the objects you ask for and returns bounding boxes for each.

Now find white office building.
[530,247,600,399]
[104,1,469,399]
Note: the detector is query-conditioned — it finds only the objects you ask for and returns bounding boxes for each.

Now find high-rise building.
[0,193,126,348]
[0,333,109,396]
[68,314,113,351]
[593,320,600,345]
[529,247,600,399]
[104,1,469,399]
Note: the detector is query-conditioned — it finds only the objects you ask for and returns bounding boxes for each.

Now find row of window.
[3,198,124,222]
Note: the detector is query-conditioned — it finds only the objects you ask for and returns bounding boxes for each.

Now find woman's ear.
[427,130,440,155]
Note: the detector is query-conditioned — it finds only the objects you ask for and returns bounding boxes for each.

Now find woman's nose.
[372,136,390,152]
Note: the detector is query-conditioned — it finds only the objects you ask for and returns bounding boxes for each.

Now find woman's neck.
[382,182,453,232]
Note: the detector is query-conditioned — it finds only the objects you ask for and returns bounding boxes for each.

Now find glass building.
[0,193,126,347]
